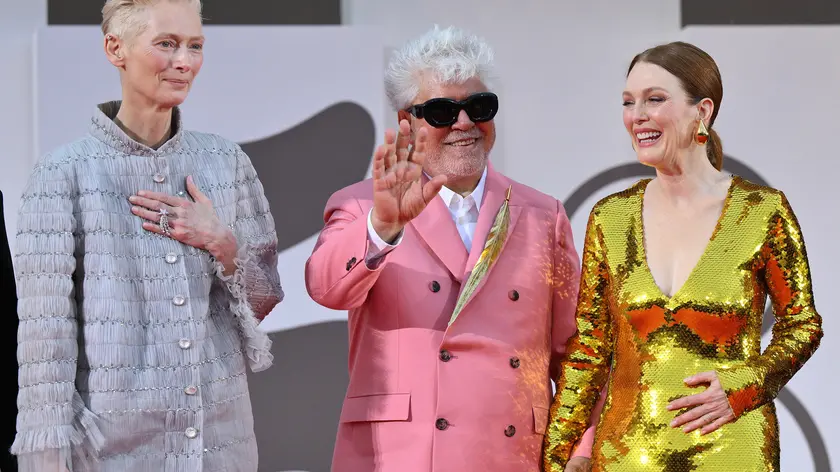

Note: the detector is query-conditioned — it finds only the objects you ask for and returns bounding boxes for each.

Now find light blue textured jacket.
[13,101,282,472]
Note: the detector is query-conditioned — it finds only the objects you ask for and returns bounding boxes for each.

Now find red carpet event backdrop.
[1,1,836,471]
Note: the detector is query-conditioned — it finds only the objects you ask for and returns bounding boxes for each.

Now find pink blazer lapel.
[410,178,468,280]
[461,166,522,283]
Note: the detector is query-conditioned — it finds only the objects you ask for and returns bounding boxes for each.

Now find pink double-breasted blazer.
[305,164,601,471]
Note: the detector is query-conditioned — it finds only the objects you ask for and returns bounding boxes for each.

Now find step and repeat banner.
[14,1,837,470]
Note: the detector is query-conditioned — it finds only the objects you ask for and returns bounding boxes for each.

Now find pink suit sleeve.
[304,191,391,310]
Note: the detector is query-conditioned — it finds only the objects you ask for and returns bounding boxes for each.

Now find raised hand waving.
[370,119,447,242]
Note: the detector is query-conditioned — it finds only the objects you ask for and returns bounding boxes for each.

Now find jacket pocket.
[533,405,549,434]
[339,393,411,423]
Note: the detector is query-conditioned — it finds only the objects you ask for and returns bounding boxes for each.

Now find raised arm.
[306,121,444,310]
[13,159,103,471]
[304,186,396,310]
[544,207,613,471]
[717,192,823,417]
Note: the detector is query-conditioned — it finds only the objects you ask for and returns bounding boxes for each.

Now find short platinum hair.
[385,25,496,111]
[101,0,202,39]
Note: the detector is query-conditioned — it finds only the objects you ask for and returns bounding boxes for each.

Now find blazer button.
[509,357,520,369]
[508,289,519,301]
[429,280,440,292]
[346,257,357,271]
[435,418,449,430]
[439,349,452,362]
[504,425,516,437]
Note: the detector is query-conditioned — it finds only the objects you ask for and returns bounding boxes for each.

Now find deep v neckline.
[638,175,738,303]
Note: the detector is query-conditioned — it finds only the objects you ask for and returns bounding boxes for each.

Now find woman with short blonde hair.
[12,1,283,470]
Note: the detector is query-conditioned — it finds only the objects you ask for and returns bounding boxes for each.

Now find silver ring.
[158,208,172,236]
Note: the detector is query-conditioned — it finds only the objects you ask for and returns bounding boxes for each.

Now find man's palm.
[371,120,446,231]
[373,167,426,225]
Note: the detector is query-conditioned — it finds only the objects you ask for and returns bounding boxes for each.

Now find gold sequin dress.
[543,176,823,472]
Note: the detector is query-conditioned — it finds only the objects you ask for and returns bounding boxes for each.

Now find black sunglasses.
[405,92,499,128]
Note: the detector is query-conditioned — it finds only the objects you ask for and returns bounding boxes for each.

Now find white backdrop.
[0,1,835,470]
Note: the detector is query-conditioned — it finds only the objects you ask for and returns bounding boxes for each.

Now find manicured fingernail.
[138,191,146,196]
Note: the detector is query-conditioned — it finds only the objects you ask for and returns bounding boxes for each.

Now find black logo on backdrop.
[240,102,376,253]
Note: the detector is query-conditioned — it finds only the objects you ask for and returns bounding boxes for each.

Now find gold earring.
[695,119,710,145]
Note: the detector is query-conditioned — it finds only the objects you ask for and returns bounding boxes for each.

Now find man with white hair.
[305,26,602,472]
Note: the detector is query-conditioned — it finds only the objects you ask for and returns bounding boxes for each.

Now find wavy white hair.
[385,25,496,111]
[101,0,202,39]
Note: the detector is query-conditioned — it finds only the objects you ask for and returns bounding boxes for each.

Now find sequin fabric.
[543,176,823,472]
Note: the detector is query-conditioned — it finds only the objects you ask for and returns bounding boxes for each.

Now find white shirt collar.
[427,166,488,211]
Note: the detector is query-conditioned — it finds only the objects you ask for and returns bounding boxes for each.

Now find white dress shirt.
[365,167,488,265]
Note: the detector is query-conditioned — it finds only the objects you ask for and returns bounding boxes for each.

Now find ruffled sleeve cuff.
[211,244,278,373]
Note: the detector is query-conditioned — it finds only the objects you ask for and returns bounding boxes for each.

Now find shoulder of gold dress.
[587,179,647,220]
[729,174,783,195]
[728,175,790,209]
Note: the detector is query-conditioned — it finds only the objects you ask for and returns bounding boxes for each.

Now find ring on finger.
[158,208,172,236]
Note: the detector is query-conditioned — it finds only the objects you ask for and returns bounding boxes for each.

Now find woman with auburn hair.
[12,1,282,470]
[543,41,823,472]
